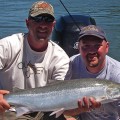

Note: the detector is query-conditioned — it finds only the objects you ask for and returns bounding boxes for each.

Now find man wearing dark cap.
[69,25,120,120]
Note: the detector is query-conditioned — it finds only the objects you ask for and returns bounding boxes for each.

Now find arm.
[0,90,10,112]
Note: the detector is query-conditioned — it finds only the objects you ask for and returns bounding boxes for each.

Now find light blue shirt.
[70,54,120,120]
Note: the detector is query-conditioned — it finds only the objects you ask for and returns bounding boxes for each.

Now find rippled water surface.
[0,0,120,60]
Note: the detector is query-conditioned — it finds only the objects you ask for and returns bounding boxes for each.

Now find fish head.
[106,83,120,100]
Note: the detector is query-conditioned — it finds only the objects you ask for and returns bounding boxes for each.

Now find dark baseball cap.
[78,25,107,41]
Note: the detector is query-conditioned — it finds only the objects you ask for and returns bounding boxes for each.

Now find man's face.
[26,15,55,41]
[79,35,109,68]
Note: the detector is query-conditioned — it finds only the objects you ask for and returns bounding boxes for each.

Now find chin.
[89,63,99,67]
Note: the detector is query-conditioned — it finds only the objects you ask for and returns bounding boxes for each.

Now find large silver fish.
[4,78,120,117]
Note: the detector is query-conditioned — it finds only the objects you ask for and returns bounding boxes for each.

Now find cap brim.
[30,11,54,18]
[79,33,105,40]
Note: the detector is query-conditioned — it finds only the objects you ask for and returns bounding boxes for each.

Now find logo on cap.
[82,25,99,33]
[37,2,52,11]
[29,1,54,18]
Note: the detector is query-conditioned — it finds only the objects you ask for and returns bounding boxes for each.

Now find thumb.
[0,90,9,95]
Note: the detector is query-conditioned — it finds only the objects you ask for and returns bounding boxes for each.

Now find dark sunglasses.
[29,16,54,23]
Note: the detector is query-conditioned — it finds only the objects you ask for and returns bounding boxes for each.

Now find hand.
[64,96,101,116]
[78,96,101,112]
[0,90,10,112]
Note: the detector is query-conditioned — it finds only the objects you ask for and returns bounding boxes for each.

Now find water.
[0,0,120,60]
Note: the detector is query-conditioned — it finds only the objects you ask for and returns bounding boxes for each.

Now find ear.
[26,19,29,29]
[78,41,81,53]
[106,41,109,53]
[52,20,56,29]
[53,20,56,25]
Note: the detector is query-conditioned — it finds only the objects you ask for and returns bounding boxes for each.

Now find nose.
[85,46,97,53]
[89,46,97,52]
[38,22,48,28]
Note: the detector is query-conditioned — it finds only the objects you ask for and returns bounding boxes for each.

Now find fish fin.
[15,107,30,117]
[5,106,16,113]
[47,80,63,86]
[13,87,25,92]
[50,108,64,118]
[9,107,16,112]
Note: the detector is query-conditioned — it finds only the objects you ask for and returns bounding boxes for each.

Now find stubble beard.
[89,60,99,67]
[36,31,49,41]
[36,34,48,42]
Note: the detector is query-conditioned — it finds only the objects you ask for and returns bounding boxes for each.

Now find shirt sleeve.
[51,55,71,81]
[0,39,9,70]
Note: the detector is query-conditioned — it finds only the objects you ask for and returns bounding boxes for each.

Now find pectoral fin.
[50,108,65,118]
[15,107,30,117]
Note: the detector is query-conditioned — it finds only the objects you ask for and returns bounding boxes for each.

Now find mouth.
[38,29,47,33]
[86,53,99,67]
[37,30,48,36]
[87,53,98,62]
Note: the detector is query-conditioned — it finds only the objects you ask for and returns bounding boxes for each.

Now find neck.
[27,35,48,52]
[86,61,106,74]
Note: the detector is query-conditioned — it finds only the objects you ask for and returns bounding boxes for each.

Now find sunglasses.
[29,16,54,23]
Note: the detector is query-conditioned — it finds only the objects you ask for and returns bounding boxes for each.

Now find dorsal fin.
[13,87,25,93]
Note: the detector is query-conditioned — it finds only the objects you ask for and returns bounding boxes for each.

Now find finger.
[0,90,9,95]
[89,97,101,109]
[0,105,6,112]
[78,98,91,113]
[0,90,10,100]
[0,99,10,110]
[83,96,90,109]
[2,99,10,109]
[0,100,10,113]
[78,99,83,108]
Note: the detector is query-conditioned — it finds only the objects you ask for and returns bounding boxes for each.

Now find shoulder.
[1,33,24,41]
[70,54,83,71]
[49,40,69,59]
[0,33,25,58]
[0,33,24,48]
[70,54,80,60]
[70,54,81,63]
[106,55,120,68]
[106,55,120,82]
[49,40,65,52]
